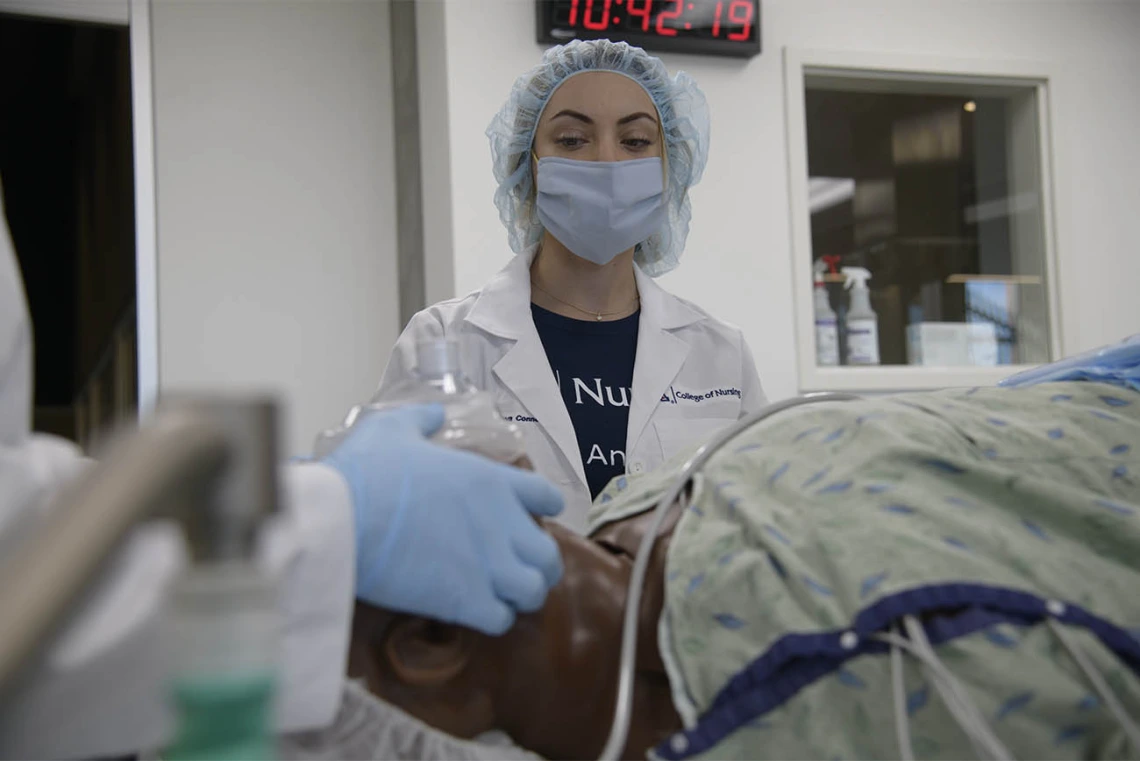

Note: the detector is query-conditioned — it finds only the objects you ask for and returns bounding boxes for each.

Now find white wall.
[424,0,1140,403]
[151,0,399,455]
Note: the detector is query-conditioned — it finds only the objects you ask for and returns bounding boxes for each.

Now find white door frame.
[0,0,159,418]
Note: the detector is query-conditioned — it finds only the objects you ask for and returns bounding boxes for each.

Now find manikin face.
[349,509,683,760]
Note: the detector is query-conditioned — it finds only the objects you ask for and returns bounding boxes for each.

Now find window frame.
[782,47,1064,392]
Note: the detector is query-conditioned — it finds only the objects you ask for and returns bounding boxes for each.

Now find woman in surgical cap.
[375,39,766,532]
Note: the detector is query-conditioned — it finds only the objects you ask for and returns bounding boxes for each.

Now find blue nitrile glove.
[323,404,564,635]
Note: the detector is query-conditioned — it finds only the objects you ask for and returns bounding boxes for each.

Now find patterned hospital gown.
[589,382,1140,760]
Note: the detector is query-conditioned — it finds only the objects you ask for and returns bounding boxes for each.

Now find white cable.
[899,619,986,741]
[876,629,994,760]
[889,624,916,761]
[903,617,1014,761]
[878,622,1012,761]
[1046,618,1140,751]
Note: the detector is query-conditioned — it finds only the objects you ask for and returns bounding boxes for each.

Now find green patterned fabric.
[588,382,1140,759]
[678,622,1137,760]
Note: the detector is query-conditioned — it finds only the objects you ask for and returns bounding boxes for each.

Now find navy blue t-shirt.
[531,304,640,499]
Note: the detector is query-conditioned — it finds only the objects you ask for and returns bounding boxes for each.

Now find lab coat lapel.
[627,266,701,456]
[465,252,588,489]
[494,332,587,488]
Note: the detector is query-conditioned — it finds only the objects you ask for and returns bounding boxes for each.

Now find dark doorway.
[0,13,138,449]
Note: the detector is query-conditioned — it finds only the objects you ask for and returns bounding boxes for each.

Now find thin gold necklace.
[531,280,640,322]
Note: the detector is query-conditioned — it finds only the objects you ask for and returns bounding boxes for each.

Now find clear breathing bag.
[313,338,531,468]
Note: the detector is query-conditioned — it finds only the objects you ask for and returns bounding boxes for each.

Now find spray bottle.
[812,260,839,366]
[314,338,531,468]
[842,266,880,366]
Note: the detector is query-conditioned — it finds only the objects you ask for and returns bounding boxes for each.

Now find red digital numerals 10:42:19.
[568,0,754,41]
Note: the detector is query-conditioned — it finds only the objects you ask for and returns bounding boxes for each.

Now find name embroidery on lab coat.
[660,385,742,404]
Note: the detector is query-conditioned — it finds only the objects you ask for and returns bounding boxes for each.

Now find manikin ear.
[384,617,477,686]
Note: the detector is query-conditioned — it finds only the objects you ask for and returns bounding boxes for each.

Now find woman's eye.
[555,136,586,148]
[623,138,653,150]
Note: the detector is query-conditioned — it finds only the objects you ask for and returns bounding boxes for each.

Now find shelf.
[799,364,1037,393]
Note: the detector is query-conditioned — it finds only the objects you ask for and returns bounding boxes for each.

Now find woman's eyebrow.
[545,110,658,126]
[618,111,657,125]
[548,109,593,124]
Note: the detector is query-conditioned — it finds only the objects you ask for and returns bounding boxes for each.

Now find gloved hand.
[323,404,564,635]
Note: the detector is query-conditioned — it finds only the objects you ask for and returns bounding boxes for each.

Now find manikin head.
[347,515,681,760]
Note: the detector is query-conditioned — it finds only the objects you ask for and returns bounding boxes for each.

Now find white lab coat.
[376,251,766,532]
[0,191,354,758]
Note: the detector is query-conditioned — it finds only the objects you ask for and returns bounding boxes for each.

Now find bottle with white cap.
[813,260,839,367]
[314,338,531,468]
[841,266,880,366]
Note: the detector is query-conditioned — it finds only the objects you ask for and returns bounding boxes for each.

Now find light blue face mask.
[535,156,666,266]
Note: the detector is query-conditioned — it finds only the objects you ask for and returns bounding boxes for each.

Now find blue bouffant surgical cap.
[486,39,711,278]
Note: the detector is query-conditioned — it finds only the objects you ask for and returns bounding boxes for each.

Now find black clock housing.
[536,0,761,59]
